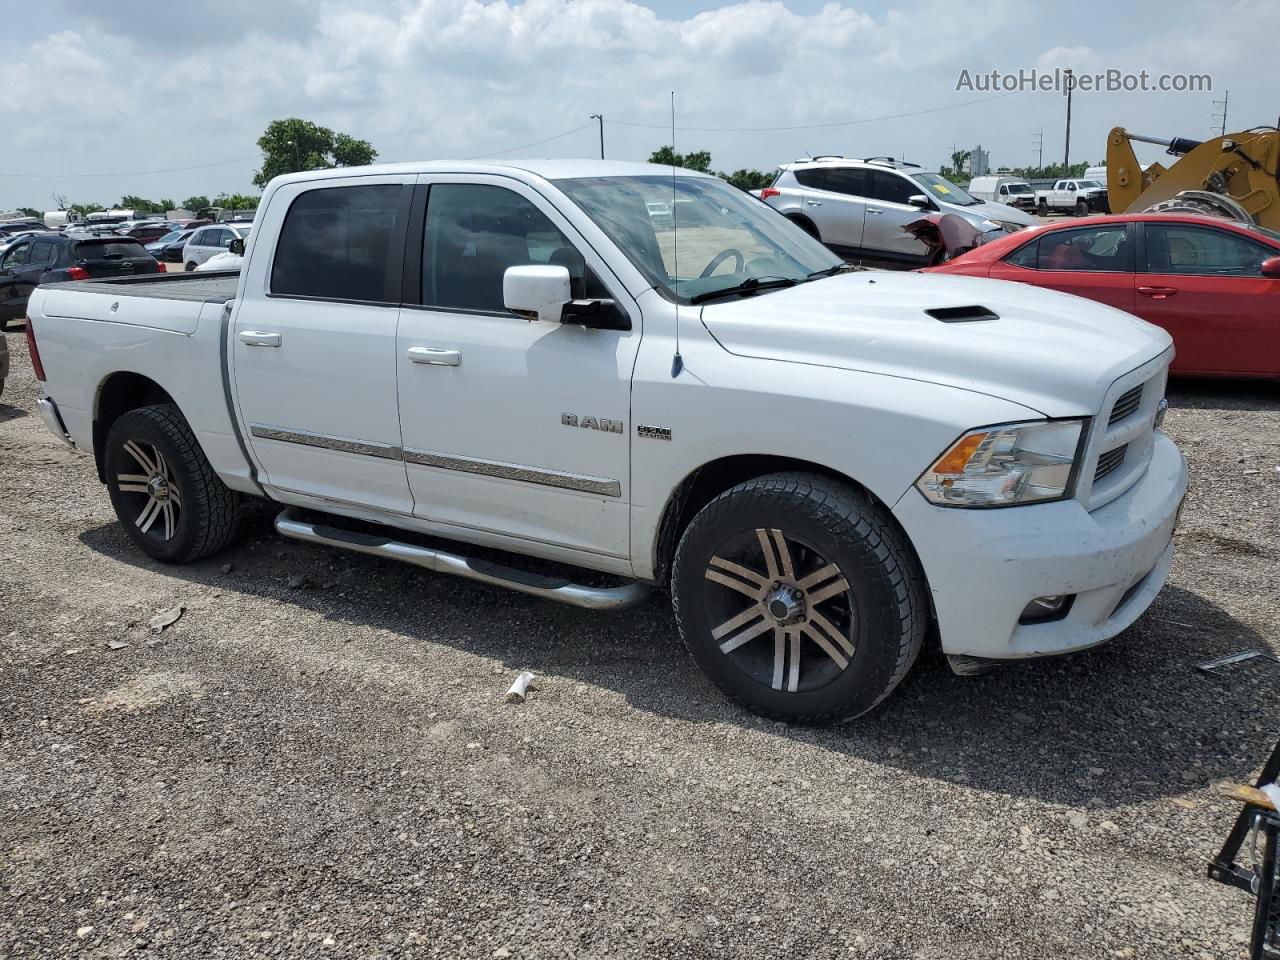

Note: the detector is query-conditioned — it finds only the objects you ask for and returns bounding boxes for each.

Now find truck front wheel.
[671,473,926,723]
[104,404,242,563]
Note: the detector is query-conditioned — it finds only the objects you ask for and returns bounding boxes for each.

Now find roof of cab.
[266,158,717,188]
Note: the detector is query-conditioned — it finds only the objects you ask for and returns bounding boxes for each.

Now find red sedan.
[927,213,1280,378]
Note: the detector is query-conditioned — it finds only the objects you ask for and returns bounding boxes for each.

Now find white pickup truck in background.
[1035,178,1111,217]
[27,159,1186,722]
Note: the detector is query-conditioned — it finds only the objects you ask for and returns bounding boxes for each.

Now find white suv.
[762,157,1038,266]
[182,222,252,271]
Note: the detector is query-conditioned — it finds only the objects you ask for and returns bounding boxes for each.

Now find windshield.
[555,175,841,303]
[154,230,184,244]
[1005,183,1033,195]
[913,173,980,206]
[1078,180,1104,190]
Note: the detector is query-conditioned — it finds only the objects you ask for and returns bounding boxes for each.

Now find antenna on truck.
[670,90,683,379]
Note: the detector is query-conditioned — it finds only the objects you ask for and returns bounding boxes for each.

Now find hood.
[964,200,1039,225]
[700,271,1171,416]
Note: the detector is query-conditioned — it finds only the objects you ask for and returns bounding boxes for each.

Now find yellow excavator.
[1105,125,1280,228]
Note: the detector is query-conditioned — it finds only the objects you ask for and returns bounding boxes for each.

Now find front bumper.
[36,396,74,448]
[893,431,1187,659]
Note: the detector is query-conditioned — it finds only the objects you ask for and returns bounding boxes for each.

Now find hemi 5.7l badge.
[562,413,624,434]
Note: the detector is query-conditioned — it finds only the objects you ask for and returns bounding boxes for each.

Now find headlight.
[917,419,1086,507]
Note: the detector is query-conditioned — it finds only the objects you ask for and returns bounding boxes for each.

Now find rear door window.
[822,168,868,198]
[30,240,55,265]
[270,183,404,303]
[1145,224,1272,276]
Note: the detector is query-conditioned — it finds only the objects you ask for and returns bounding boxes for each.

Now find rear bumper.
[36,396,75,448]
[894,431,1187,659]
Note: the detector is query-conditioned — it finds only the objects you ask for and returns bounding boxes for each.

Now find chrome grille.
[1094,444,1128,483]
[1109,384,1144,426]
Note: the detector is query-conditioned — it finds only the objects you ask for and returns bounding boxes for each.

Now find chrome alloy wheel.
[703,528,856,693]
[115,440,183,542]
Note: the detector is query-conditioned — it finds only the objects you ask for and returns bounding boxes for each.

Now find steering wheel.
[699,248,744,278]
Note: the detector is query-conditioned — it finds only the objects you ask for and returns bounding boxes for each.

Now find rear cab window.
[270,183,404,303]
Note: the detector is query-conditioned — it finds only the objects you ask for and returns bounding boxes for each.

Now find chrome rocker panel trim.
[404,448,621,498]
[248,424,402,460]
[274,509,649,611]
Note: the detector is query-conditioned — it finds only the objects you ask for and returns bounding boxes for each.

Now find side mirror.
[503,264,571,323]
[907,194,931,209]
[228,238,245,256]
[1262,256,1280,279]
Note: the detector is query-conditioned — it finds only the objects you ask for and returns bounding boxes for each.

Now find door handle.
[866,209,882,215]
[805,200,822,206]
[238,330,281,347]
[1137,285,1178,299]
[408,346,462,366]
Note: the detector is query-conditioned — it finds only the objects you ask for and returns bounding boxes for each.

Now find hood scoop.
[925,305,999,323]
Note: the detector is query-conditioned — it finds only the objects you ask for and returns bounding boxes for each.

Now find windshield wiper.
[807,263,857,279]
[689,276,799,304]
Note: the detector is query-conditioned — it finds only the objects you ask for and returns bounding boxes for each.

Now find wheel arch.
[92,371,176,482]
[650,453,924,593]
[784,213,820,240]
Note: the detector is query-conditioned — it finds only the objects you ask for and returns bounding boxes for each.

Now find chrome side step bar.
[274,509,650,611]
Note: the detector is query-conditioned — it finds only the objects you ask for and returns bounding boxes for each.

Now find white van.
[966,176,1036,211]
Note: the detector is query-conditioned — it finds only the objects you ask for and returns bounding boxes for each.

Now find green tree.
[119,195,168,215]
[212,193,261,214]
[69,202,105,216]
[182,195,212,213]
[718,168,774,192]
[18,207,41,219]
[254,117,377,188]
[1008,161,1092,180]
[648,146,712,172]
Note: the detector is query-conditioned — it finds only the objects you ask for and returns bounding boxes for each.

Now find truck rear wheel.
[671,473,926,723]
[104,404,242,563]
[1037,198,1049,216]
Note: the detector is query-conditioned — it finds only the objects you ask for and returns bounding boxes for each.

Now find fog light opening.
[1018,594,1075,625]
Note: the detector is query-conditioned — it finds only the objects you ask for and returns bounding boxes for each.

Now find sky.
[0,0,1268,212]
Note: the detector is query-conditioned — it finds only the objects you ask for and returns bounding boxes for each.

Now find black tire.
[104,404,242,563]
[1036,198,1049,216]
[1074,199,1088,217]
[184,261,197,272]
[671,472,926,723]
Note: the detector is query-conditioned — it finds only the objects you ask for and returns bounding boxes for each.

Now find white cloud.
[0,0,1268,209]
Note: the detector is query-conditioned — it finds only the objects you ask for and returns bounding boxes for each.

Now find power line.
[604,91,1017,133]
[465,122,596,159]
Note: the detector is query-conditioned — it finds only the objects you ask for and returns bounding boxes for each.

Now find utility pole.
[1033,128,1044,170]
[1062,69,1074,176]
[589,114,604,159]
[1211,90,1229,137]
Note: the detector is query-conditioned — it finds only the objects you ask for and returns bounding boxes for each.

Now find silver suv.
[761,157,1038,266]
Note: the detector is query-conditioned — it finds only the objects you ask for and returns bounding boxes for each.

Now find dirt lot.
[1,326,1278,959]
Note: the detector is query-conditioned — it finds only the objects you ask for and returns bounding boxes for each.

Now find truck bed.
[47,270,241,303]
[34,270,241,337]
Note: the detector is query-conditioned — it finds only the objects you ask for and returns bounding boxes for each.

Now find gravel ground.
[1,326,1278,959]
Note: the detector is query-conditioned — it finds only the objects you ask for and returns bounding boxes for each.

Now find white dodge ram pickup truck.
[27,160,1187,722]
